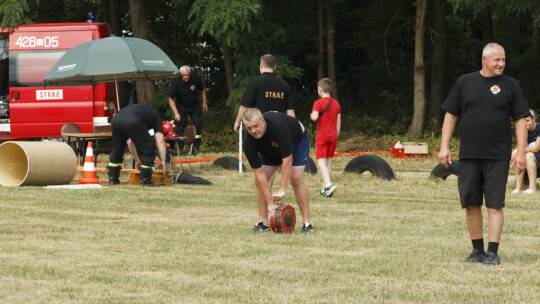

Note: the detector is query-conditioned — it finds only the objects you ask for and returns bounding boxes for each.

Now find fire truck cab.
[0,23,116,141]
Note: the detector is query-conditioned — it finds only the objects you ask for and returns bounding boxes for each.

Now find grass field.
[0,153,538,303]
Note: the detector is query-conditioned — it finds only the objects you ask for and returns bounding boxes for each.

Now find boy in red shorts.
[310,78,341,198]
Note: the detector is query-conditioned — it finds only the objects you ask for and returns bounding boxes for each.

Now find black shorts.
[458,159,509,209]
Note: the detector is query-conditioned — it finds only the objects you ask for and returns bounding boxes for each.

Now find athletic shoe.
[320,188,325,197]
[523,189,535,194]
[252,222,271,232]
[511,189,520,194]
[323,184,337,198]
[301,223,314,233]
[482,251,501,266]
[464,249,485,263]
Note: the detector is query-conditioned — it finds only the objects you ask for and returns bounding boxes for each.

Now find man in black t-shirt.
[233,54,295,133]
[438,43,529,266]
[108,104,168,186]
[242,108,313,233]
[168,66,208,155]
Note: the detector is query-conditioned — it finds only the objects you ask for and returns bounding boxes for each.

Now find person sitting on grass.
[512,109,540,194]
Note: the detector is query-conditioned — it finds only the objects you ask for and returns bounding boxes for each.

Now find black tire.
[343,155,395,180]
[304,156,318,174]
[429,160,459,180]
[213,156,246,171]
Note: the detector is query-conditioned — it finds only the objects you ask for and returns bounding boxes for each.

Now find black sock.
[487,242,499,255]
[472,239,484,253]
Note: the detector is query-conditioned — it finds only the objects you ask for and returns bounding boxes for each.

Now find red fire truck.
[0,23,117,141]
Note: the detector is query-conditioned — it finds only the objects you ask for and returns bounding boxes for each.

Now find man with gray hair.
[438,42,529,266]
[168,65,207,155]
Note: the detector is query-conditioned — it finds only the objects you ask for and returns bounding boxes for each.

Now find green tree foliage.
[187,0,262,47]
[1,0,539,140]
[0,0,34,28]
[448,0,539,23]
[183,0,303,118]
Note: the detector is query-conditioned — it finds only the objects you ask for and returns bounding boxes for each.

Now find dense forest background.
[1,0,539,149]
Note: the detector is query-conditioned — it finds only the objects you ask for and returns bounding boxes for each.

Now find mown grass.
[0,153,538,303]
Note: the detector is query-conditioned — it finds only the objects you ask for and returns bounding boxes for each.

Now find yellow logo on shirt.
[272,141,279,148]
[265,91,285,99]
[490,85,501,95]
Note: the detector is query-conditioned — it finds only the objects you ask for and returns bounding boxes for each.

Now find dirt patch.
[338,135,391,152]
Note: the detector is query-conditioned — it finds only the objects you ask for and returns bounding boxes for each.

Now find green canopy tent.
[44,36,179,111]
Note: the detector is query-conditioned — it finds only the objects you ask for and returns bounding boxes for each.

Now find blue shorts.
[260,129,310,167]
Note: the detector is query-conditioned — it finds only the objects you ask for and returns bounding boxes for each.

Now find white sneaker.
[523,189,535,194]
[323,184,337,198]
[511,189,520,194]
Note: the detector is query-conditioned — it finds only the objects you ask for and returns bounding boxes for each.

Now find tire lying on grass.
[429,159,459,180]
[304,156,318,174]
[343,154,395,180]
[213,156,318,174]
[213,156,246,171]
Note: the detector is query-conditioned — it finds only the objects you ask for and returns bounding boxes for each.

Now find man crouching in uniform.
[108,104,168,186]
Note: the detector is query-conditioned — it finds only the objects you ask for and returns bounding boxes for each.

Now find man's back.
[241,72,293,113]
[313,97,341,142]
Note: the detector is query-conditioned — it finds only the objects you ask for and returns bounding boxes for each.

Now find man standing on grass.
[168,66,208,155]
[438,43,529,266]
[233,54,295,133]
[242,108,313,233]
[233,54,296,210]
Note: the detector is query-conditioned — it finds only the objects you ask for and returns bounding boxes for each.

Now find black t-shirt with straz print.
[442,72,529,160]
[243,112,303,169]
[241,72,293,113]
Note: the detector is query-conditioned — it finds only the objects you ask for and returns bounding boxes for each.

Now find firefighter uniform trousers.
[177,105,202,148]
[109,108,156,168]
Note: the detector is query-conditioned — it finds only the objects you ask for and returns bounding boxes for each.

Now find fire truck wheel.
[343,155,395,180]
[429,159,459,180]
[213,156,246,171]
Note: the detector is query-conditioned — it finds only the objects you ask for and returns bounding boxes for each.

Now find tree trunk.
[221,41,234,94]
[533,23,539,51]
[406,0,427,136]
[109,0,123,36]
[317,0,324,80]
[129,0,155,107]
[471,9,493,69]
[102,0,110,23]
[428,0,446,131]
[529,21,539,105]
[325,0,337,99]
[37,0,64,23]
